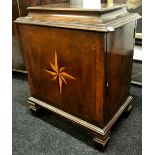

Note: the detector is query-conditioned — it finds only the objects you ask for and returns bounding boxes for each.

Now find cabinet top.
[27,3,126,12]
[15,3,141,32]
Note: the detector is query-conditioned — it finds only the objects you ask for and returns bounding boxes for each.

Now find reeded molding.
[28,96,133,136]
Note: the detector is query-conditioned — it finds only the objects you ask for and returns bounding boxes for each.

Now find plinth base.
[28,96,133,151]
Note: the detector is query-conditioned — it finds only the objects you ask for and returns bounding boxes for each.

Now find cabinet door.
[18,24,106,128]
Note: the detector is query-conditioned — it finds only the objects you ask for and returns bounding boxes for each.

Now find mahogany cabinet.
[15,3,140,150]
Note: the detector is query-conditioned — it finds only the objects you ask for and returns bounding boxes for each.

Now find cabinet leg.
[28,101,41,115]
[93,132,110,151]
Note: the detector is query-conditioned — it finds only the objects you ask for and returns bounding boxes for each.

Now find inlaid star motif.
[44,50,76,95]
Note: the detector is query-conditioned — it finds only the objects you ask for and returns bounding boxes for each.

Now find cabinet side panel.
[105,21,136,124]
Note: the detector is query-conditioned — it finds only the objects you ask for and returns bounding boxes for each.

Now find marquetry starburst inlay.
[44,50,76,95]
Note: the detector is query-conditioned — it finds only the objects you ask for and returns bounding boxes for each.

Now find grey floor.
[131,60,142,86]
[12,73,142,155]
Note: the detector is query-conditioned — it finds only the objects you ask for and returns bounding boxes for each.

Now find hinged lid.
[15,3,141,32]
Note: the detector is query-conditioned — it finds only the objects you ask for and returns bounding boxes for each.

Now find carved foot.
[28,101,41,116]
[93,132,110,151]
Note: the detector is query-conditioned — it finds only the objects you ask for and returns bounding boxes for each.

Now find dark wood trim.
[28,96,105,136]
[28,96,133,137]
[27,4,127,12]
[15,13,140,32]
[103,96,133,134]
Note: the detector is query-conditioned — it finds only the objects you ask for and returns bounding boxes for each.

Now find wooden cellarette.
[15,3,140,150]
